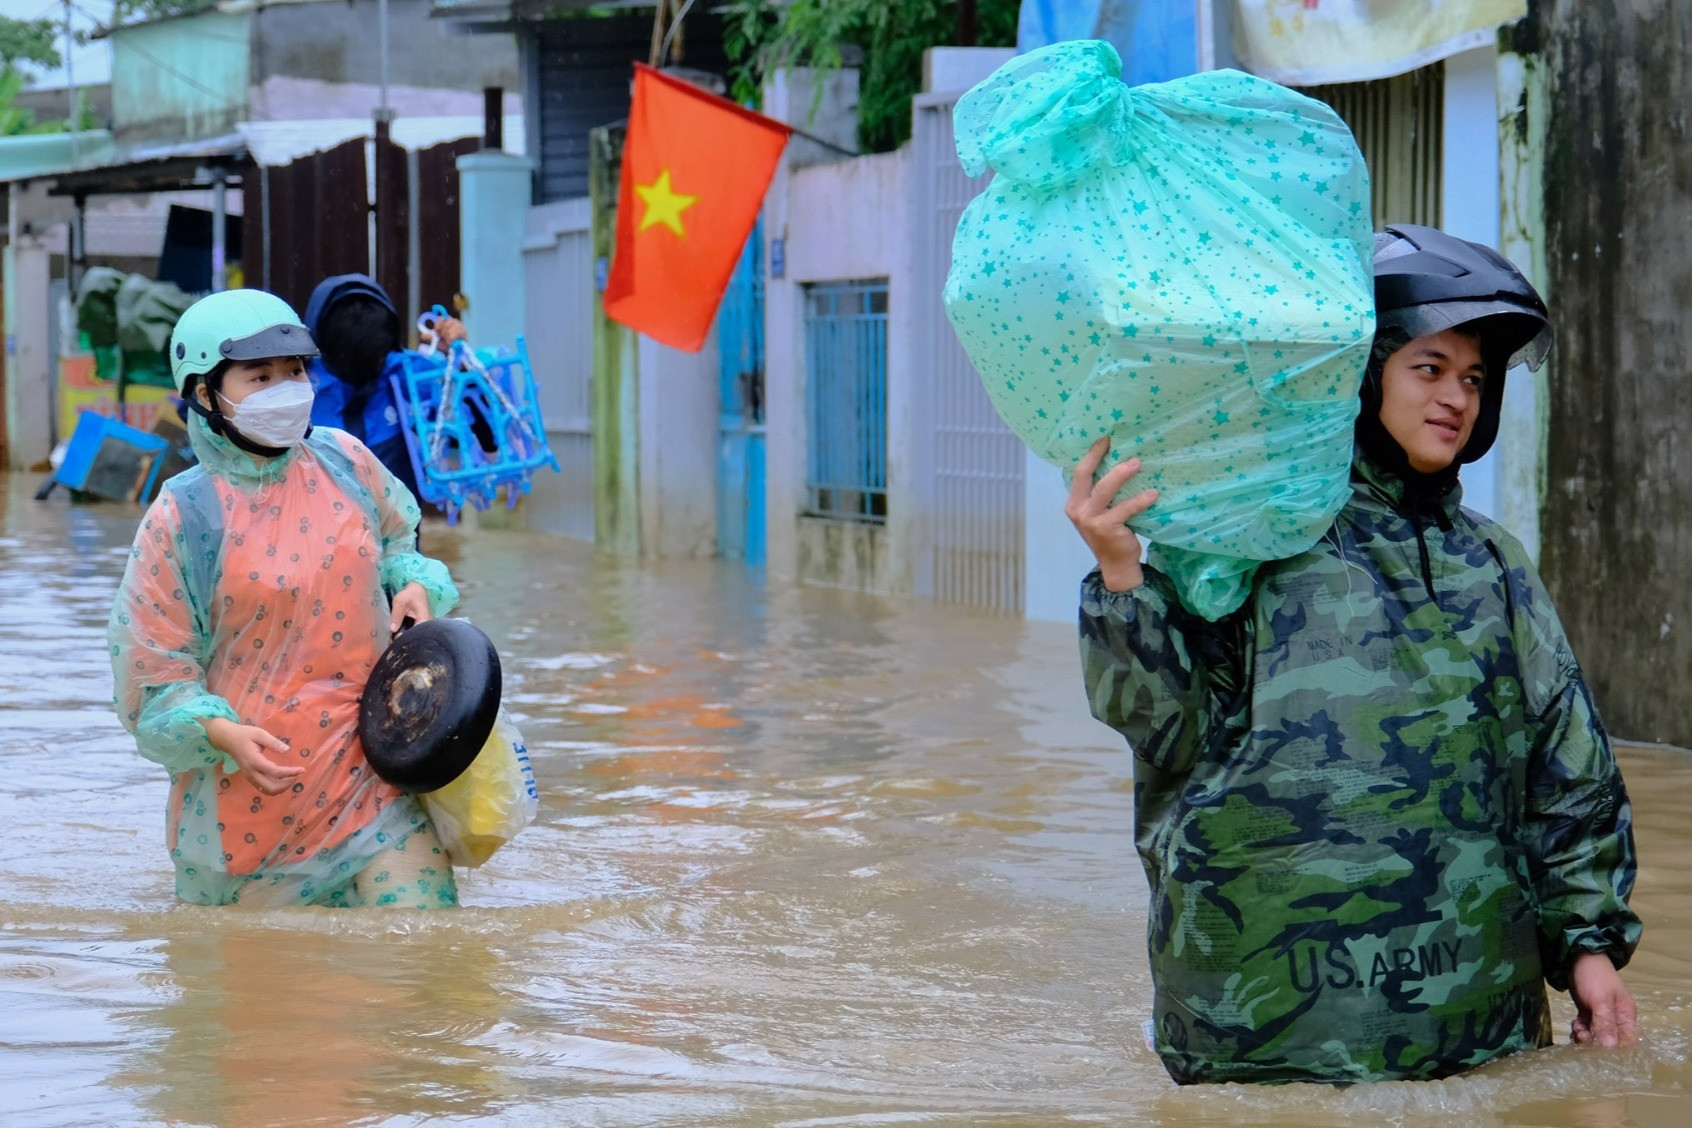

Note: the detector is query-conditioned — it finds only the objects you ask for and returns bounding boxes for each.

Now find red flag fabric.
[603,64,792,352]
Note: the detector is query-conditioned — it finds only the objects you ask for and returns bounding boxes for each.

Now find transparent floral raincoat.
[109,417,459,907]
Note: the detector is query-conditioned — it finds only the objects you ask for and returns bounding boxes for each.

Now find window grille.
[1302,62,1444,228]
[804,280,889,524]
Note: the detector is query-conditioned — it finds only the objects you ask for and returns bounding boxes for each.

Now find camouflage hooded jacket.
[1080,454,1641,1085]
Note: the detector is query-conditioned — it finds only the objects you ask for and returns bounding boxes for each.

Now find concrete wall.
[110,2,518,141]
[254,0,518,90]
[251,0,520,122]
[637,333,720,559]
[519,198,595,541]
[1023,451,1099,622]
[248,78,522,123]
[1440,45,1507,526]
[764,149,912,596]
[1496,33,1551,564]
[1534,0,1692,746]
[583,125,718,561]
[111,9,251,142]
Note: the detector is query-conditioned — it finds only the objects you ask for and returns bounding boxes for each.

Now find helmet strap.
[183,389,224,435]
[183,381,302,459]
[221,420,300,460]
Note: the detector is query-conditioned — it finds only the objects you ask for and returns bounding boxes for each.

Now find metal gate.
[912,95,1025,615]
[242,136,481,322]
[243,139,370,316]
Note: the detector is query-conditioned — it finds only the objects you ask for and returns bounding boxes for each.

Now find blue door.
[716,222,766,565]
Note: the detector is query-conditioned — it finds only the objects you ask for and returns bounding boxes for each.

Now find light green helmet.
[169,288,319,394]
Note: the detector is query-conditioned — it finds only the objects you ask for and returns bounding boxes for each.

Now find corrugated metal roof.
[39,132,246,196]
[0,132,118,184]
[238,115,526,166]
[90,0,333,41]
[429,0,657,19]
[2,114,527,190]
[115,133,245,164]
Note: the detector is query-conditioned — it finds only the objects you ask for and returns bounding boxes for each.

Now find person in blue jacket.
[303,275,469,502]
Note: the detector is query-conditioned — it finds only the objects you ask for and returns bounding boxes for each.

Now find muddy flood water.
[2,473,1689,1127]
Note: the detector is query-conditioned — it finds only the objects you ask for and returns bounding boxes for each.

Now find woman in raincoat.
[1067,226,1642,1083]
[109,289,461,908]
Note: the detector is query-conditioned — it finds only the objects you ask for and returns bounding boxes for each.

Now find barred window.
[804,280,889,524]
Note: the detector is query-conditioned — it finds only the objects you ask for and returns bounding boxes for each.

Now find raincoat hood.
[1351,407,1464,520]
[303,274,397,336]
[185,410,302,484]
[306,274,402,389]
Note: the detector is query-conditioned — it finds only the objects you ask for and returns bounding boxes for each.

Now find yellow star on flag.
[634,169,699,236]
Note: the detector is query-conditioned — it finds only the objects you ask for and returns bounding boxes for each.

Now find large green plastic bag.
[115,272,195,354]
[944,41,1375,619]
[75,266,125,347]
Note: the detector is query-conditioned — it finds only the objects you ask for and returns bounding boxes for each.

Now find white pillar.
[457,150,535,348]
[211,168,228,293]
[4,238,55,470]
[1441,44,1504,520]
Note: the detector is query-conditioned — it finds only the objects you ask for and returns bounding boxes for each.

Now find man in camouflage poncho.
[1069,226,1641,1084]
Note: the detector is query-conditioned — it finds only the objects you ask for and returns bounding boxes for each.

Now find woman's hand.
[1569,952,1639,1047]
[436,317,468,346]
[201,717,305,796]
[1065,437,1159,593]
[389,582,433,635]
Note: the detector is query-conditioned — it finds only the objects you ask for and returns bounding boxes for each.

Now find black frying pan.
[358,617,502,794]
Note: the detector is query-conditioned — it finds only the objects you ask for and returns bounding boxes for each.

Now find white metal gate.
[912,95,1025,615]
[522,198,595,541]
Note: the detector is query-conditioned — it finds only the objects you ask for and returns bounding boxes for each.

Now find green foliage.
[724,0,1018,153]
[70,86,99,131]
[0,16,63,78]
[0,67,63,137]
[0,12,102,136]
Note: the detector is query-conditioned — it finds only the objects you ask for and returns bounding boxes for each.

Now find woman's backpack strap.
[162,469,224,651]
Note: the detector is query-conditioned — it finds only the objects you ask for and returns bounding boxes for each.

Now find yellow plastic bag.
[421,710,538,868]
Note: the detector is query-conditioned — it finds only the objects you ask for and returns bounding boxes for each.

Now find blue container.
[388,335,560,524]
[55,410,170,503]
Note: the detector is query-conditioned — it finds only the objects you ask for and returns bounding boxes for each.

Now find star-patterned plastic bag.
[944,40,1375,619]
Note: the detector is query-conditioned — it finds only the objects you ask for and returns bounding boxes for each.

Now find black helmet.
[1373,224,1551,373]
[1366,224,1552,467]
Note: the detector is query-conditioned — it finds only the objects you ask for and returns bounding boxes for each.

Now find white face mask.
[219,379,315,449]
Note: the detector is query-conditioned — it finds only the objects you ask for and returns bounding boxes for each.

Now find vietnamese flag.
[603,64,792,352]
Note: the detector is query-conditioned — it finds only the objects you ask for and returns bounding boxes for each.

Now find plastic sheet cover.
[945,41,1375,618]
